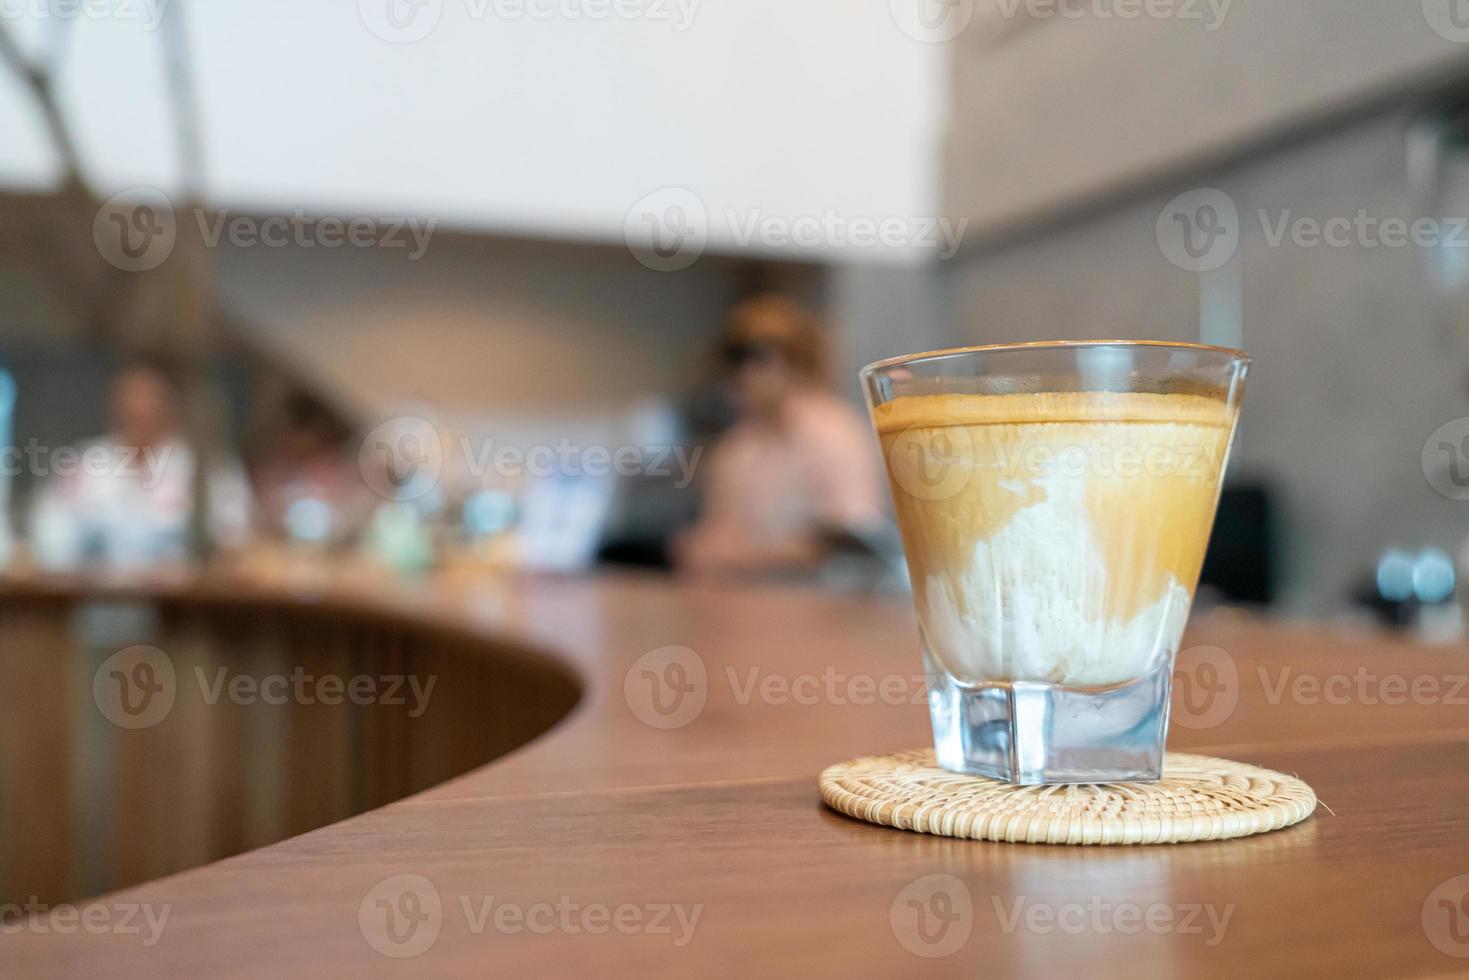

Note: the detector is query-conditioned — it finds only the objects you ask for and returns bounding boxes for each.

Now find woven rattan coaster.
[820,749,1316,845]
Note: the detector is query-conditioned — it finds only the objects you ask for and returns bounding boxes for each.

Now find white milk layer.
[915,470,1191,687]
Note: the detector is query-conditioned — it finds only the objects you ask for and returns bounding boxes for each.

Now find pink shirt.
[702,390,885,546]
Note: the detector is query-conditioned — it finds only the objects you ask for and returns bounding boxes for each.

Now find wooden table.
[1,571,1466,978]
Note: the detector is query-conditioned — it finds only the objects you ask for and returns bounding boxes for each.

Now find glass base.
[926,656,1172,785]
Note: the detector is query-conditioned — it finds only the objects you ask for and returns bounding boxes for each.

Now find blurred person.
[29,359,252,571]
[675,295,884,578]
[253,391,370,544]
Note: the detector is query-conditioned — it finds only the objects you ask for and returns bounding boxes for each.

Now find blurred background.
[1,0,1468,635]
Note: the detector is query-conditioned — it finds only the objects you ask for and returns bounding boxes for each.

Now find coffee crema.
[876,391,1238,687]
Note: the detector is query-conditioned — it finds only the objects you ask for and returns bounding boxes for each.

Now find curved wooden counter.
[0,571,1467,977]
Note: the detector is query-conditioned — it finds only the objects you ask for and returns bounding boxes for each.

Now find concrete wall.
[944,107,1468,614]
[948,0,1469,238]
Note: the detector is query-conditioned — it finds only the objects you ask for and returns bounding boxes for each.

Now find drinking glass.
[861,341,1249,784]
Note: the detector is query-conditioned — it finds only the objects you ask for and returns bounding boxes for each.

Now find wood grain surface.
[0,571,1466,978]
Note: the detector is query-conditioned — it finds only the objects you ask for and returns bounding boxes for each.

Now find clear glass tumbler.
[862,341,1249,784]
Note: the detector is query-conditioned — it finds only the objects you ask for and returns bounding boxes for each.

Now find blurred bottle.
[1363,547,1462,642]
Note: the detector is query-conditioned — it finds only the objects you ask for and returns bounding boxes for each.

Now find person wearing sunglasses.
[674,295,883,580]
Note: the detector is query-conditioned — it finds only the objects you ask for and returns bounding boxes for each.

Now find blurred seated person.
[675,295,884,578]
[253,391,370,544]
[29,359,252,571]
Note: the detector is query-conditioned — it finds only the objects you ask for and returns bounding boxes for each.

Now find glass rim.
[860,340,1251,379]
